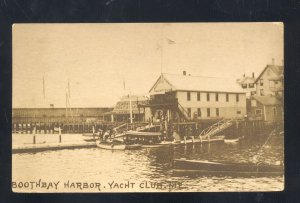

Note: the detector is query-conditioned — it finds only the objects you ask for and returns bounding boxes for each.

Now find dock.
[12,142,96,154]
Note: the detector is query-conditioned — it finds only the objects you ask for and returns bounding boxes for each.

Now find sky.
[13,23,283,108]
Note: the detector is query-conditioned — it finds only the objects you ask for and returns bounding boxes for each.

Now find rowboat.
[83,138,98,142]
[96,142,126,150]
[224,138,239,143]
[96,142,142,150]
[172,158,284,174]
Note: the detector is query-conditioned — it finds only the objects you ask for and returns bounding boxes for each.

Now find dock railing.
[199,118,234,139]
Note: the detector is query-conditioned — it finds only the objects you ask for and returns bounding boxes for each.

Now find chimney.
[183,71,186,76]
[272,58,275,65]
[252,72,255,78]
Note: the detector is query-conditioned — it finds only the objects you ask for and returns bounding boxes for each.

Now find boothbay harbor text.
[12,23,284,192]
[12,180,182,192]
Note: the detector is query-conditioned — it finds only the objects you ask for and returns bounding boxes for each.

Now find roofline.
[175,89,246,94]
[254,65,269,83]
[148,73,176,93]
[254,100,281,106]
[148,74,163,93]
[254,64,283,83]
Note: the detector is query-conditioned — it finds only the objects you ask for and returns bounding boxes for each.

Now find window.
[255,109,262,115]
[226,93,229,102]
[187,92,191,101]
[197,108,201,117]
[260,79,263,86]
[207,93,210,101]
[251,91,256,95]
[242,84,247,88]
[236,94,239,102]
[215,93,219,102]
[197,92,200,101]
[260,89,264,96]
[207,108,210,117]
[216,108,219,116]
[274,81,278,85]
[187,108,191,117]
[249,83,254,88]
[237,111,241,114]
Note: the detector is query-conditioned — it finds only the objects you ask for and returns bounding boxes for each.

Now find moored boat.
[84,138,98,142]
[96,142,142,150]
[96,142,126,150]
[224,138,239,143]
[172,158,284,174]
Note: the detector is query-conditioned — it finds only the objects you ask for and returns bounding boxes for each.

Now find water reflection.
[12,134,284,192]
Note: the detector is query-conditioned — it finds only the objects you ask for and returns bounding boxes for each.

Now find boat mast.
[129,89,133,124]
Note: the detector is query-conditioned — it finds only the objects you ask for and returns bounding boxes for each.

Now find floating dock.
[12,142,96,154]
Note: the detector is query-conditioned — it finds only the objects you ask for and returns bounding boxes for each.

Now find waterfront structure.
[247,59,284,122]
[105,95,149,122]
[254,59,284,97]
[236,73,256,97]
[12,107,113,133]
[249,95,283,122]
[141,72,247,122]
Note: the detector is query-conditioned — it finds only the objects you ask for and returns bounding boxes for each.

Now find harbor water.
[12,133,284,192]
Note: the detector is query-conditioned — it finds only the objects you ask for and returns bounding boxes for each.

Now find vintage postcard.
[12,23,284,192]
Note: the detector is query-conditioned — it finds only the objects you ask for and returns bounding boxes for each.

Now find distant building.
[249,95,283,122]
[106,95,150,122]
[140,72,247,122]
[254,59,284,97]
[246,59,284,123]
[236,72,256,97]
[12,107,113,124]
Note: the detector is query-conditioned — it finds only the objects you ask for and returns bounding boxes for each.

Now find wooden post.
[59,127,62,143]
[33,135,36,144]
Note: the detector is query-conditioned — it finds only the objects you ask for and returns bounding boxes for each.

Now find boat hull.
[125,144,142,149]
[96,142,142,150]
[96,142,126,150]
[172,159,284,174]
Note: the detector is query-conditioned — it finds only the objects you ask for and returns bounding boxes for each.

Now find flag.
[167,38,175,45]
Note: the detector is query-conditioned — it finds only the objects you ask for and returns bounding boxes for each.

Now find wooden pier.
[12,142,97,154]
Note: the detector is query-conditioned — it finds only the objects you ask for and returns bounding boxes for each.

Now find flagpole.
[42,76,45,98]
[160,25,163,74]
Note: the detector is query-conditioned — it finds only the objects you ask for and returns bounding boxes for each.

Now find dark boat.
[172,159,284,174]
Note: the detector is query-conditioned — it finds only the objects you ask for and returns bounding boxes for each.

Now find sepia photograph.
[12,23,284,192]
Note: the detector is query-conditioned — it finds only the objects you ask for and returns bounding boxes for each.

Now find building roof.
[252,95,282,106]
[154,73,245,93]
[236,76,256,85]
[255,64,284,83]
